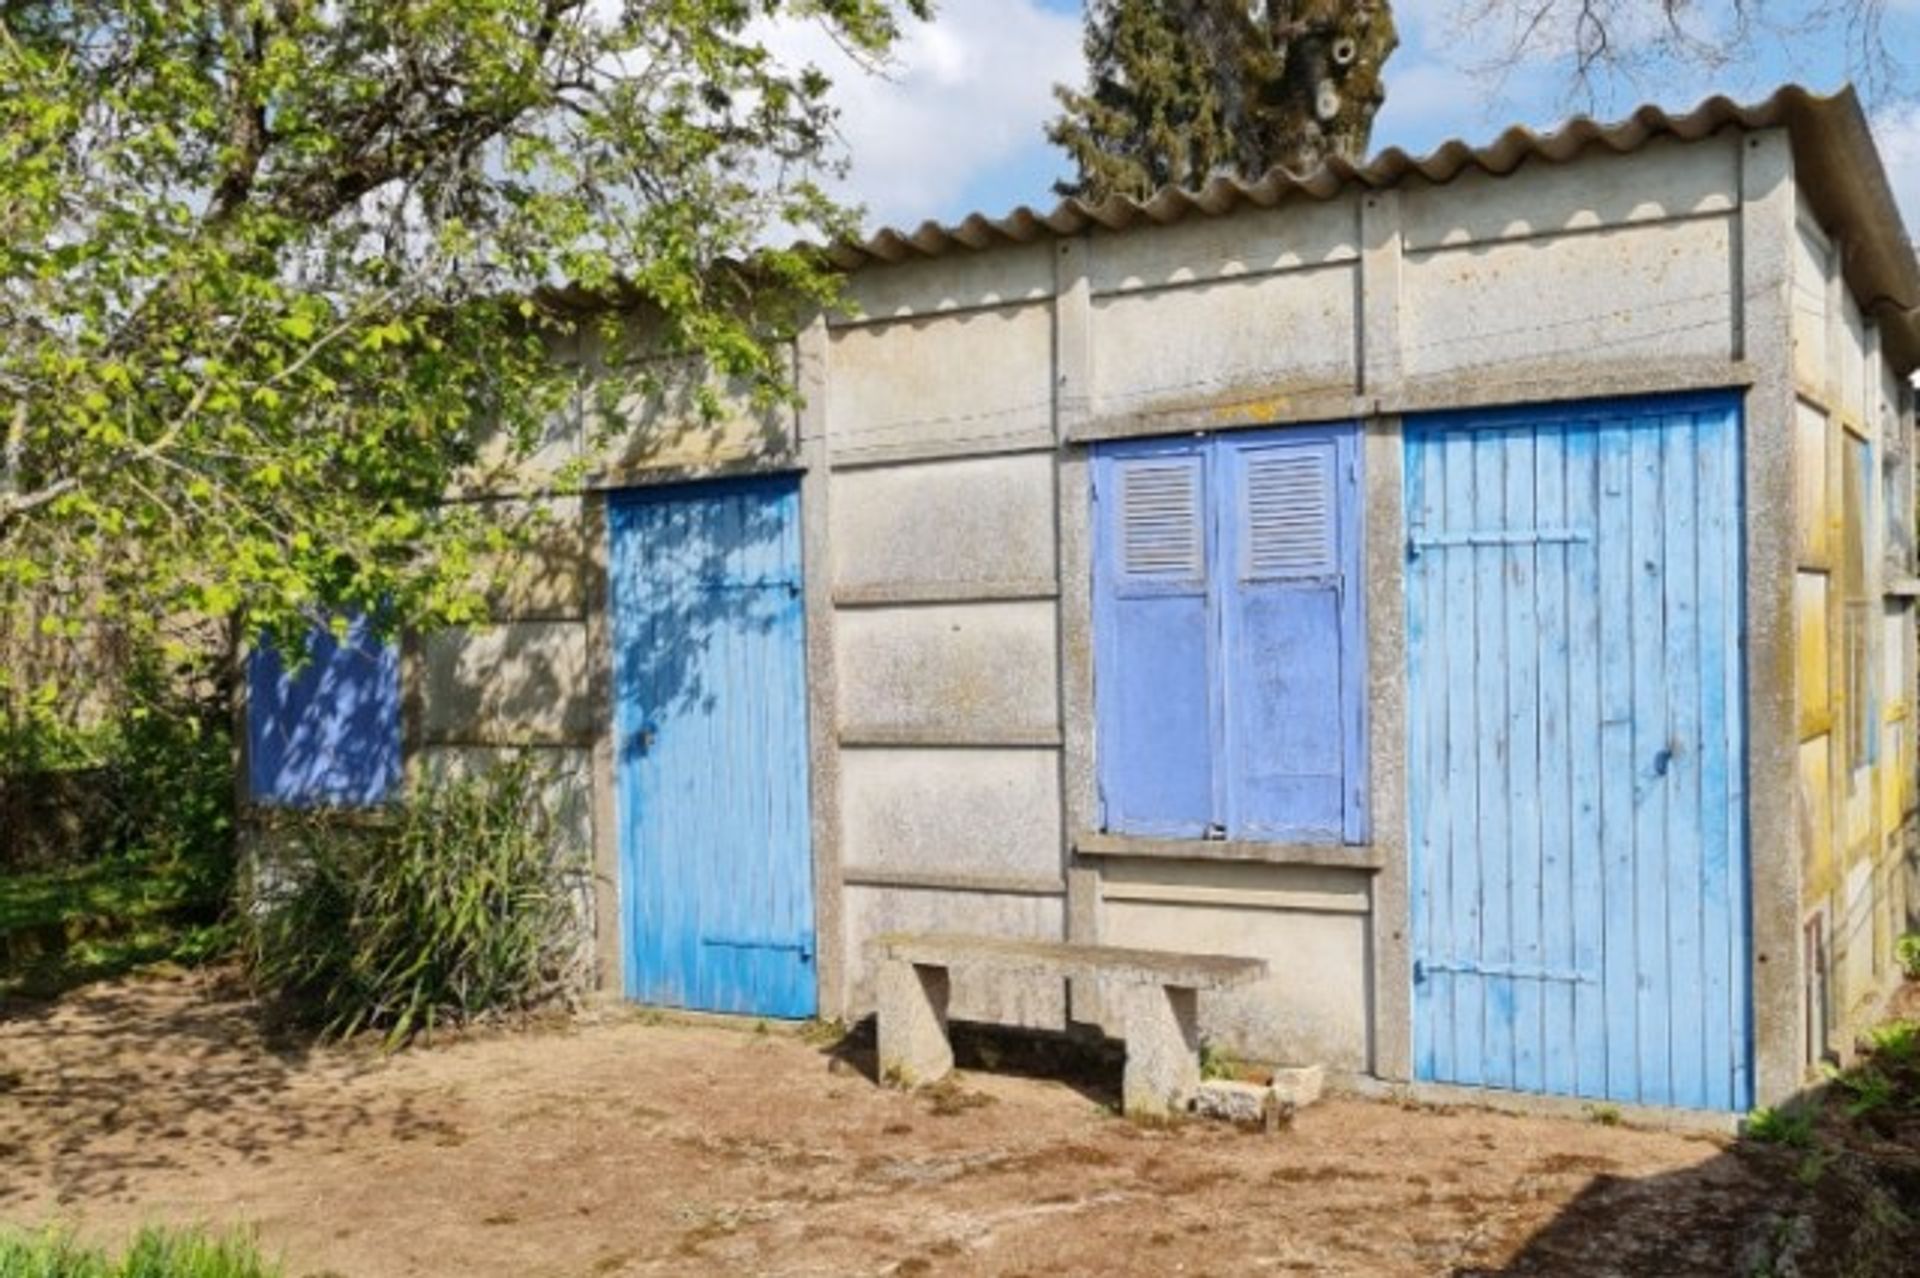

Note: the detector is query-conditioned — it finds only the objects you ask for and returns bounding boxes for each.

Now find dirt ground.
[0,970,1793,1277]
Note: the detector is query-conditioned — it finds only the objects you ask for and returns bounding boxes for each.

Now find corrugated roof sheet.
[831,84,1920,372]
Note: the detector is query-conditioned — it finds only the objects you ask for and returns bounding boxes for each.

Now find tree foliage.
[1049,0,1398,202]
[0,0,923,686]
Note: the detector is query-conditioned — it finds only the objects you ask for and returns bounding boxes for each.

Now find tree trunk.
[1251,0,1397,174]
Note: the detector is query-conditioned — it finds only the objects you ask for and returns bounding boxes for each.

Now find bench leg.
[876,960,953,1088]
[1119,984,1201,1119]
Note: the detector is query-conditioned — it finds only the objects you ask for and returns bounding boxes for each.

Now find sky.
[767,0,1920,236]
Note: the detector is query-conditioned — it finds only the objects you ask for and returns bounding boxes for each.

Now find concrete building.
[244,86,1920,1116]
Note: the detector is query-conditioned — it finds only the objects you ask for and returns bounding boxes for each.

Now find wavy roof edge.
[832,83,1920,372]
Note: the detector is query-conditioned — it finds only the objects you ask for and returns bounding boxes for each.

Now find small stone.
[1190,1080,1270,1127]
[1268,1064,1325,1108]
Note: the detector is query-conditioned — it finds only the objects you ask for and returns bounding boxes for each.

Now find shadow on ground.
[0,972,454,1207]
[821,1015,1127,1112]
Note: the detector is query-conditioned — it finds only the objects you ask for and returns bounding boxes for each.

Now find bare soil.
[0,969,1800,1276]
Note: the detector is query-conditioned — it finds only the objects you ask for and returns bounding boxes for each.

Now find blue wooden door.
[1406,393,1751,1111]
[608,477,816,1018]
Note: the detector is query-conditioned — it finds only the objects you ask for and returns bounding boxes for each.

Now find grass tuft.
[0,1225,280,1277]
[1745,1103,1818,1148]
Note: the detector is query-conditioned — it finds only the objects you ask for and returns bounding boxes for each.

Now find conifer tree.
[1050,0,1398,202]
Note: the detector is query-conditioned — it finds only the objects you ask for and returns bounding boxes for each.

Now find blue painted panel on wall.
[608,476,816,1019]
[1092,425,1365,844]
[247,615,401,807]
[1405,392,1752,1112]
[1092,441,1215,837]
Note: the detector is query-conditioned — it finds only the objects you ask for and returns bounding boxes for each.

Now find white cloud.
[762,0,1082,232]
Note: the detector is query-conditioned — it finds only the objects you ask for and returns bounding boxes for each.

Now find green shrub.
[2,649,237,996]
[244,758,584,1047]
[1746,1103,1818,1148]
[1897,933,1920,982]
[0,1225,279,1278]
[1863,1019,1920,1070]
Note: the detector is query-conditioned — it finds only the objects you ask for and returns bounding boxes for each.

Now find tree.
[0,0,924,700]
[1049,0,1399,202]
[1454,1,1906,101]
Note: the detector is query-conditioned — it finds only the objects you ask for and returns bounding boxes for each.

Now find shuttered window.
[1092,425,1366,844]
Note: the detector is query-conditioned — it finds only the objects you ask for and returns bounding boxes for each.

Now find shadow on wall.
[248,616,400,806]
[607,479,798,774]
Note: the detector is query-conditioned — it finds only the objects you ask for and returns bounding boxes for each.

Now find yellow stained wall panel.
[1797,571,1831,734]
[1797,401,1831,566]
[1800,734,1835,894]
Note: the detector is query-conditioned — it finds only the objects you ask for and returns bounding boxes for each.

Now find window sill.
[1074,831,1384,872]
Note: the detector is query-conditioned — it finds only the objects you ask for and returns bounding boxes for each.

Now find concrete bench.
[867,932,1268,1119]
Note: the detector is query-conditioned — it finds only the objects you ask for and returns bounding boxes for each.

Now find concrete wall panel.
[835,602,1060,742]
[841,747,1063,880]
[1088,196,1359,296]
[1400,216,1734,378]
[458,496,587,620]
[1088,264,1359,415]
[840,242,1055,321]
[590,350,797,478]
[419,622,592,745]
[1401,137,1736,252]
[1797,402,1831,565]
[827,305,1053,462]
[1797,572,1831,732]
[1802,734,1835,896]
[1838,289,1869,422]
[1792,216,1831,392]
[830,453,1057,596]
[841,885,1067,1027]
[1097,859,1371,1070]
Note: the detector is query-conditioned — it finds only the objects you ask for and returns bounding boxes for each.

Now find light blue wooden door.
[1406,393,1751,1111]
[608,477,816,1018]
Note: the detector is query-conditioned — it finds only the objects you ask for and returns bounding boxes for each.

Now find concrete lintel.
[828,434,1058,472]
[838,727,1065,749]
[841,867,1067,897]
[1074,831,1384,871]
[1067,358,1757,444]
[832,579,1060,608]
[583,451,802,492]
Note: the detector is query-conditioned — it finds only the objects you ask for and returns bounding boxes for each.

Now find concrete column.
[1118,983,1202,1119]
[796,315,846,1020]
[583,490,622,995]
[1740,126,1809,1104]
[876,960,954,1087]
[1359,187,1411,1084]
[1055,234,1104,1028]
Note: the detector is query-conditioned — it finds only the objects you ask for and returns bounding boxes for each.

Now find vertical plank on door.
[1443,428,1480,1085]
[1628,416,1672,1105]
[1663,413,1708,1109]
